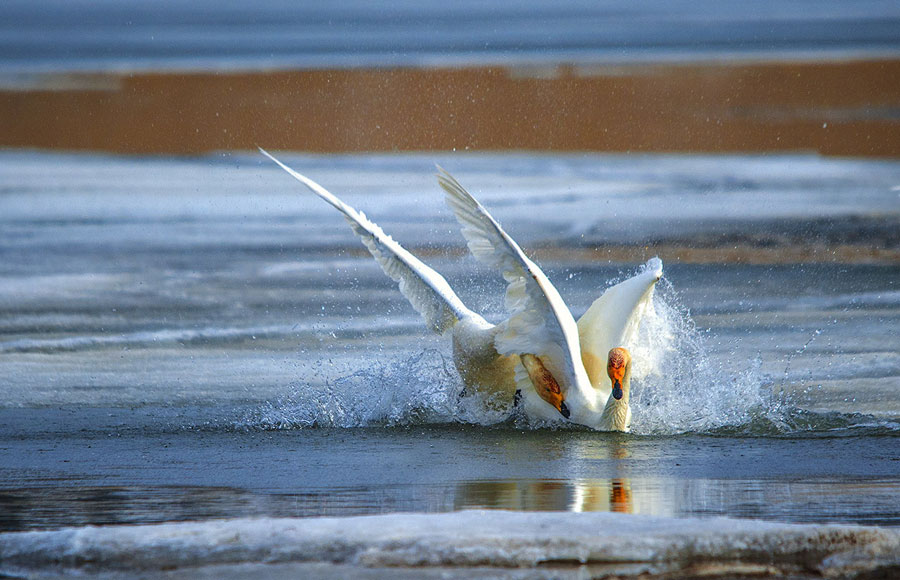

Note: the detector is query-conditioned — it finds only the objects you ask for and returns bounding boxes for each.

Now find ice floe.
[1,511,898,578]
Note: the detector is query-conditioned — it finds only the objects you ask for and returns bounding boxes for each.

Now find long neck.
[597,366,631,432]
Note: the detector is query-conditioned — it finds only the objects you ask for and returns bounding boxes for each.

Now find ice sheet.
[2,511,898,577]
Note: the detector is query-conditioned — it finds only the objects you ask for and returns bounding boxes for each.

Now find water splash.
[245,270,894,437]
[626,280,786,435]
[249,349,511,429]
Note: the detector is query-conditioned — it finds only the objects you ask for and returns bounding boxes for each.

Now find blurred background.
[1,0,898,156]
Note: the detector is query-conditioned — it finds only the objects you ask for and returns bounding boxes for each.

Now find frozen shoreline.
[2,150,898,259]
[2,511,899,578]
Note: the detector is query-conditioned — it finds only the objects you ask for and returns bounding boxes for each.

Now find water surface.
[0,151,898,533]
[2,0,898,74]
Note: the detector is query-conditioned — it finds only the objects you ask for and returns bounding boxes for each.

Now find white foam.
[1,511,897,577]
[251,348,509,429]
[250,266,787,434]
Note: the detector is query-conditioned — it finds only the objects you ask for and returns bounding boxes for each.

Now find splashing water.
[250,349,512,429]
[626,280,783,435]
[247,267,890,436]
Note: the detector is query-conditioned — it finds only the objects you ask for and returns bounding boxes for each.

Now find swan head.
[594,347,633,431]
[607,347,632,401]
[520,353,570,419]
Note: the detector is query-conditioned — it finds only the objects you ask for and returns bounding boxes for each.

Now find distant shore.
[2,58,898,157]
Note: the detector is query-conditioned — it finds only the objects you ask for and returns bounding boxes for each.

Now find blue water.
[1,0,899,74]
[0,151,898,536]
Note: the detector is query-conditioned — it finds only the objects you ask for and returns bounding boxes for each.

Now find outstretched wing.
[261,149,474,334]
[435,168,587,392]
[577,258,662,395]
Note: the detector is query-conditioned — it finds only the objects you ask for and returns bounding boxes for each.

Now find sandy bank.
[2,59,898,157]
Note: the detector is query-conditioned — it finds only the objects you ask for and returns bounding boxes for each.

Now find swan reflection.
[454,438,673,515]
[454,477,641,514]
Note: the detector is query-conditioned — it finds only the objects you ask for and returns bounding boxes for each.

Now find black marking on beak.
[559,401,571,419]
[612,380,623,400]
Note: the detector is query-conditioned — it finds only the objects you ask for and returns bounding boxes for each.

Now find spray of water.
[248,267,890,436]
[252,349,511,429]
[625,279,784,435]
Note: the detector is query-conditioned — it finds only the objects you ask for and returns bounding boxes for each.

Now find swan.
[260,149,661,431]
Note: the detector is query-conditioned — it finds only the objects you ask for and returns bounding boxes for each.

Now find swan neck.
[598,364,631,432]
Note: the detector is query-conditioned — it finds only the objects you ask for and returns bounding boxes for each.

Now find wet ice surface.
[3,511,899,579]
[0,152,898,554]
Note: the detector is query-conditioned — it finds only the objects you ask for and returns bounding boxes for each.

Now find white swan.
[260,149,661,431]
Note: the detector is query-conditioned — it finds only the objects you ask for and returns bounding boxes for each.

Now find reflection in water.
[453,480,569,512]
[571,478,634,513]
[454,477,661,515]
[4,477,900,532]
[610,480,631,513]
[454,438,656,515]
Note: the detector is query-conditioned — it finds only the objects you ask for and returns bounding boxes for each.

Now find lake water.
[1,0,899,74]
[0,151,898,574]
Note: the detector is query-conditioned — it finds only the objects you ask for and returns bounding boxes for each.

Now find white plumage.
[261,149,661,431]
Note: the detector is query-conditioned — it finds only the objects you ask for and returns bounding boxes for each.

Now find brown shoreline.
[2,59,899,156]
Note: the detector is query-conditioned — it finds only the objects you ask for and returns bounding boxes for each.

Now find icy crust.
[2,511,898,578]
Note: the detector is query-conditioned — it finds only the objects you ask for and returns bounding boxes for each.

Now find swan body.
[261,149,660,431]
[451,317,519,407]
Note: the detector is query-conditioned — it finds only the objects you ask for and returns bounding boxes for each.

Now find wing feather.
[577,258,662,394]
[435,168,584,385]
[261,149,473,334]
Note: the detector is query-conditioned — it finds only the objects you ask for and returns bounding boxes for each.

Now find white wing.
[436,168,587,391]
[261,149,474,334]
[577,258,662,395]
